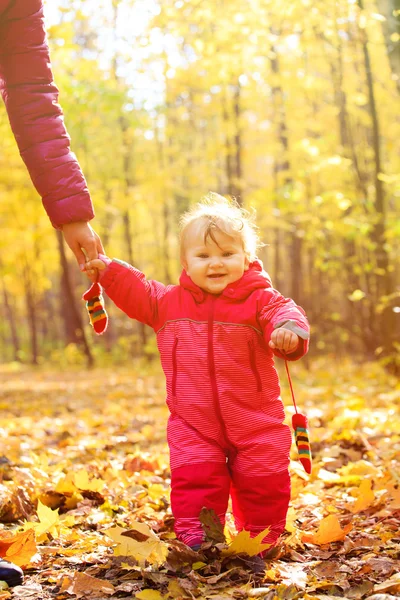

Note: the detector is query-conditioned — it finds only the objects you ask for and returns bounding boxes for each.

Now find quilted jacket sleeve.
[99,260,168,330]
[258,289,310,361]
[0,0,94,228]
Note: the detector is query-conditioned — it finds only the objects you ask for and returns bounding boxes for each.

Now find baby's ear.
[181,257,188,271]
[244,256,250,270]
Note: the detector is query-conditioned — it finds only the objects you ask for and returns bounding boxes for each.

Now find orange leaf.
[60,572,114,598]
[0,529,37,567]
[350,479,375,513]
[301,515,352,545]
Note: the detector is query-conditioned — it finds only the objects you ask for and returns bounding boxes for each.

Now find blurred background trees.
[0,0,399,369]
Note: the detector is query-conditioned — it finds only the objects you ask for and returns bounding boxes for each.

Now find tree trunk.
[270,46,301,301]
[233,81,243,204]
[2,281,20,362]
[359,0,397,367]
[222,89,235,198]
[375,0,400,93]
[22,263,38,365]
[57,231,93,367]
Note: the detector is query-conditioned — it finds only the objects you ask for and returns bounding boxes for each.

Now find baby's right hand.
[85,258,108,283]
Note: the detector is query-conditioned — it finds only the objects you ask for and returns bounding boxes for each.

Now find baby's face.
[182,221,249,294]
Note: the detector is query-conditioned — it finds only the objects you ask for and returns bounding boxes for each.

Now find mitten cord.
[284,359,298,414]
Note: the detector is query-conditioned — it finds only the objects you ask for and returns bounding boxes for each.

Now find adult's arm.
[0,0,95,228]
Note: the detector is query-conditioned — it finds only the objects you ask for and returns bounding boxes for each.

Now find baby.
[85,193,310,549]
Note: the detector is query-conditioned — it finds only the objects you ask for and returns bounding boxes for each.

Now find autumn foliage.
[0,360,399,598]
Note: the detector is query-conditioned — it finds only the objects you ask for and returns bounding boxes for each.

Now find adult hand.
[62,221,104,270]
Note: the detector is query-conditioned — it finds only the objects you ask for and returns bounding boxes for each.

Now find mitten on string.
[292,412,312,474]
[83,282,108,334]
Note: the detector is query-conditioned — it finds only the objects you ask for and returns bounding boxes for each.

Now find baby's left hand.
[269,328,299,353]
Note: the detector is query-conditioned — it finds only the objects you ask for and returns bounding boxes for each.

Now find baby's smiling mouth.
[208,273,226,279]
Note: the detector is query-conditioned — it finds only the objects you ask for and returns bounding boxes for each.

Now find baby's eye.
[197,254,208,259]
[223,252,233,257]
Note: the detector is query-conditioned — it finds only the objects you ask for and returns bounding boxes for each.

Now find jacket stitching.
[156,318,262,336]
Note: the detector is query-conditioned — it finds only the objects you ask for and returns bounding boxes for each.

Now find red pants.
[171,462,290,547]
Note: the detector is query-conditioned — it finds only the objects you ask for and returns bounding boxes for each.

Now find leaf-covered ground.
[0,359,399,600]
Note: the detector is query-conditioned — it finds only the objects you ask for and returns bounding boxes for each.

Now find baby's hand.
[269,328,299,353]
[85,258,107,283]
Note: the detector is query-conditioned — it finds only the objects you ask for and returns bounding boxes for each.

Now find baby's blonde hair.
[179,192,261,261]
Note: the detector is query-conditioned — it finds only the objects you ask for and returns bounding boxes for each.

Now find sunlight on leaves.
[106,523,168,566]
[222,527,271,557]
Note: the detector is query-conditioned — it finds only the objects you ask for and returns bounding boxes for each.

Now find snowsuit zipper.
[172,337,178,396]
[248,341,262,392]
[207,296,235,457]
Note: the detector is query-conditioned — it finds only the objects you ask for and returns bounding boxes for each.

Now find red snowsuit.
[99,258,310,546]
[0,0,94,227]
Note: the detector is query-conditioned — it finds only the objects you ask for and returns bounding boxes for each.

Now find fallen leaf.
[136,590,165,600]
[301,515,352,545]
[0,529,37,567]
[222,527,271,557]
[106,523,168,566]
[350,479,375,513]
[23,500,59,542]
[60,572,114,598]
[199,507,226,543]
[373,573,400,594]
[73,470,105,492]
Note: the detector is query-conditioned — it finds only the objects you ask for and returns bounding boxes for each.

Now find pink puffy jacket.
[100,259,310,476]
[0,0,94,227]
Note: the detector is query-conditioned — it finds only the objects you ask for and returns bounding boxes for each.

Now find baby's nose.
[210,256,223,266]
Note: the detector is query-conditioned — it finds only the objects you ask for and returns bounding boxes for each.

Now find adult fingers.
[94,231,105,255]
[70,244,87,271]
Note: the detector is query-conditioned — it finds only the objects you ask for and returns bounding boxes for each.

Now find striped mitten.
[292,412,312,474]
[83,282,108,335]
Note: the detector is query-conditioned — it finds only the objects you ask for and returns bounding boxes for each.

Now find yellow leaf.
[350,479,375,513]
[73,470,105,492]
[348,289,366,302]
[106,524,168,566]
[301,515,352,545]
[222,527,271,557]
[55,473,77,494]
[285,507,297,533]
[23,501,60,542]
[136,590,165,600]
[167,580,188,598]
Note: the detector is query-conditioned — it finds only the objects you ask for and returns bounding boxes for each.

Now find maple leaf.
[222,527,271,557]
[73,470,105,492]
[0,529,37,568]
[350,479,375,513]
[23,500,60,543]
[106,523,168,566]
[301,515,352,545]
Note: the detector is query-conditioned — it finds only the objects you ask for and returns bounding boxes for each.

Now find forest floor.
[0,358,399,600]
